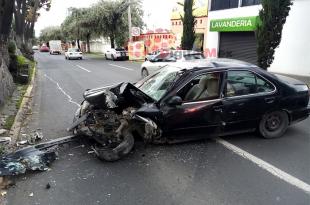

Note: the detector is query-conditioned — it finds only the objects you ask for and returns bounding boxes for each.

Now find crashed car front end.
[69,83,162,161]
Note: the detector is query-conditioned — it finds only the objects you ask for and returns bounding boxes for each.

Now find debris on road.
[46,183,51,189]
[0,191,7,196]
[0,129,8,136]
[29,192,34,197]
[0,135,80,176]
[0,137,11,144]
[16,130,44,146]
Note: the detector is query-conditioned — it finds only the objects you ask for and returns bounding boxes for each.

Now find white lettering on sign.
[212,19,253,29]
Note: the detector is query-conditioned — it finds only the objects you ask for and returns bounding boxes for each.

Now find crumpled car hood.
[83,83,155,109]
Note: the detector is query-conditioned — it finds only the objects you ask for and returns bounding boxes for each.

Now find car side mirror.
[168,96,183,106]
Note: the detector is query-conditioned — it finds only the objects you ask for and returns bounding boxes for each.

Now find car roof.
[167,58,258,71]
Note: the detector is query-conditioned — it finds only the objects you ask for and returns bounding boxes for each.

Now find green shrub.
[17,55,28,67]
[8,41,16,55]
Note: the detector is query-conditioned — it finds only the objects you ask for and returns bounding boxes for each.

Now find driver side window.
[177,72,222,102]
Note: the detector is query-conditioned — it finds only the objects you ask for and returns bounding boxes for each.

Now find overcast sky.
[35,0,177,37]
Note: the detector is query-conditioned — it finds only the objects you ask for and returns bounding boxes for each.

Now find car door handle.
[265,97,275,104]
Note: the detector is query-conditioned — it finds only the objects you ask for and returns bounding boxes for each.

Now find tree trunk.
[77,39,81,50]
[0,39,15,107]
[110,35,115,49]
[0,0,14,40]
[86,33,91,53]
[14,0,27,49]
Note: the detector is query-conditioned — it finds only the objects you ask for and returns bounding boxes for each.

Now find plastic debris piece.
[29,192,34,197]
[16,140,28,146]
[0,137,11,144]
[46,183,51,189]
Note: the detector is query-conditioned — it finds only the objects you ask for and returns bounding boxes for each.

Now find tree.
[0,0,15,64]
[61,7,99,52]
[179,0,196,50]
[256,0,292,69]
[114,0,144,47]
[14,0,51,49]
[91,0,130,48]
[0,0,15,106]
[39,26,64,43]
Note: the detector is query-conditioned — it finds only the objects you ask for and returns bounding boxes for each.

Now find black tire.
[105,54,108,60]
[141,68,149,78]
[259,111,289,139]
[94,132,135,162]
[112,55,115,61]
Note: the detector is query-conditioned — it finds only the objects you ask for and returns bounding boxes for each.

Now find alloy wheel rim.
[265,114,281,131]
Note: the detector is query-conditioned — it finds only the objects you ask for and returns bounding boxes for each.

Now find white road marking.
[108,64,134,71]
[44,74,81,108]
[76,65,91,73]
[216,138,310,195]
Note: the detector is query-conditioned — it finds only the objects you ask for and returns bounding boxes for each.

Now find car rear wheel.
[105,54,108,60]
[141,68,149,78]
[112,55,115,61]
[259,111,289,139]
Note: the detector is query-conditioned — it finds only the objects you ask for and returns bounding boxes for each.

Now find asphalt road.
[7,52,310,205]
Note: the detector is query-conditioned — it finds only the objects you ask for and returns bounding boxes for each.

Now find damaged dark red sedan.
[69,59,310,161]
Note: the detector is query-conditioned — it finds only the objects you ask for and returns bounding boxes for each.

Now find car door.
[161,71,225,141]
[221,69,277,135]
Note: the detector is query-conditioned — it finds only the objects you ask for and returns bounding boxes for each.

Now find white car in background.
[141,50,205,78]
[32,45,39,50]
[65,48,83,60]
[105,48,128,61]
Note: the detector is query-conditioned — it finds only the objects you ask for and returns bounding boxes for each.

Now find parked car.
[39,45,50,52]
[65,48,83,60]
[105,48,128,61]
[32,45,39,50]
[70,58,310,161]
[141,50,205,78]
[145,49,171,61]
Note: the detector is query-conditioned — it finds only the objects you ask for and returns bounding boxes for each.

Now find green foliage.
[3,115,15,130]
[256,0,292,69]
[181,0,196,50]
[16,55,28,67]
[91,0,144,48]
[39,26,64,43]
[8,41,16,54]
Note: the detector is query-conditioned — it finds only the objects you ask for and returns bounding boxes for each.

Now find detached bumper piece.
[0,135,80,176]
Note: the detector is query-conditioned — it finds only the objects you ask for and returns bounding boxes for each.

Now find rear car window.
[226,71,275,97]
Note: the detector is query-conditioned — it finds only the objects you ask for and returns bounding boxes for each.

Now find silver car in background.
[141,50,205,78]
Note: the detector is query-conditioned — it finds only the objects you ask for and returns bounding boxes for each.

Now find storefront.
[206,0,310,76]
[209,16,259,64]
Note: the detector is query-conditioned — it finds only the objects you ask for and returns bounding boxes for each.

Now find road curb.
[9,65,37,145]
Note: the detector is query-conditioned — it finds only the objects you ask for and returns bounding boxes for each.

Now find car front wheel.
[141,68,149,78]
[259,111,289,139]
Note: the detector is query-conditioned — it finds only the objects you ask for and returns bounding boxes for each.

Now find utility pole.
[128,0,132,42]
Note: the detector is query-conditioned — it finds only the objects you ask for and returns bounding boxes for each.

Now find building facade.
[205,0,310,76]
[170,0,209,50]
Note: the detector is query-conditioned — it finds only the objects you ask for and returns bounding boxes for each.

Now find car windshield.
[139,66,182,101]
[68,48,80,52]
